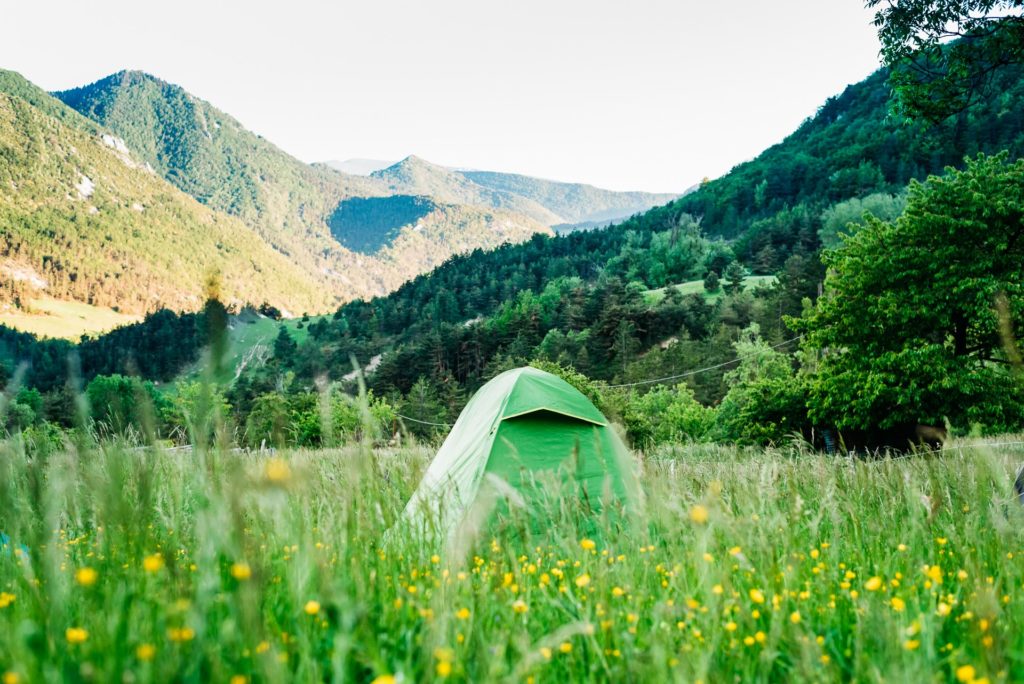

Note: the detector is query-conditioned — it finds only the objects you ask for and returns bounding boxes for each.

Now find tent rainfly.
[399,366,636,540]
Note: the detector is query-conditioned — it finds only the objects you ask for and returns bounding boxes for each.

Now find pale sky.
[2,0,883,192]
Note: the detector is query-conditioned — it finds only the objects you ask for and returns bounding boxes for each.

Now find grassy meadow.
[1,429,1023,683]
[0,298,140,340]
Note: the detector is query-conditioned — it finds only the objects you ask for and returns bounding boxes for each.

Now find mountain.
[47,72,585,317]
[459,170,679,225]
[229,59,1024,399]
[371,155,562,225]
[324,158,394,176]
[368,155,679,228]
[0,71,330,317]
[53,71,384,299]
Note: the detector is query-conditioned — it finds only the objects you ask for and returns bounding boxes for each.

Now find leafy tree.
[244,392,290,448]
[703,270,721,293]
[167,381,232,444]
[85,374,169,438]
[723,262,747,295]
[273,327,298,367]
[620,384,716,449]
[870,0,1024,121]
[713,326,809,445]
[330,390,397,445]
[794,154,1024,433]
[399,377,448,437]
[819,192,907,248]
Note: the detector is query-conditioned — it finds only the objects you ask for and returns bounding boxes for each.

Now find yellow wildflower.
[136,643,156,661]
[66,627,89,644]
[370,676,396,684]
[143,554,164,573]
[790,611,801,624]
[230,563,252,581]
[167,627,195,642]
[575,573,591,588]
[904,639,920,651]
[455,608,470,620]
[891,597,906,612]
[955,665,976,683]
[304,601,321,615]
[2,672,19,684]
[559,641,573,654]
[264,458,291,483]
[864,577,883,592]
[512,599,529,614]
[749,588,765,604]
[580,539,596,551]
[689,504,709,524]
[75,567,98,587]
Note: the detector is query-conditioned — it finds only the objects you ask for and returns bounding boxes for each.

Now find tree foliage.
[870,0,1024,120]
[795,154,1024,432]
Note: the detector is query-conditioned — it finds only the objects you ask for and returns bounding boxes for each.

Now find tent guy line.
[396,413,454,427]
[606,335,805,388]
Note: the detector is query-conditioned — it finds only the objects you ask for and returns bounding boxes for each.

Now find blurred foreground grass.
[1,437,1023,683]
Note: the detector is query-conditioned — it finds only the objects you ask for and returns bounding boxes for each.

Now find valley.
[3,2,1024,682]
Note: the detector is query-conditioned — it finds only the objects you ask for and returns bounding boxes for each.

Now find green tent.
[400,367,637,541]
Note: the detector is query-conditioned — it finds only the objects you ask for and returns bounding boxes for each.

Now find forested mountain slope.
[674,65,1024,268]
[0,82,329,315]
[54,71,386,300]
[237,60,1024,400]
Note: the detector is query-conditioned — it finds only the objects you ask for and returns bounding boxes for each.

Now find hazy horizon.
[2,0,883,192]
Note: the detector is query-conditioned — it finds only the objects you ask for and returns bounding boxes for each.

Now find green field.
[1,433,1021,683]
[0,297,140,339]
[644,275,778,304]
[173,310,324,388]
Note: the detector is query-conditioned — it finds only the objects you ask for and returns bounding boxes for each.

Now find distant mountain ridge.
[370,155,562,225]
[327,155,680,227]
[459,169,679,225]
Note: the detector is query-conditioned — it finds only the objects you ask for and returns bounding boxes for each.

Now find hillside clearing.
[644,275,778,304]
[0,297,140,339]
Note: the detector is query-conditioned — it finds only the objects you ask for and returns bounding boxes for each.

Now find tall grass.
[1,431,1023,682]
